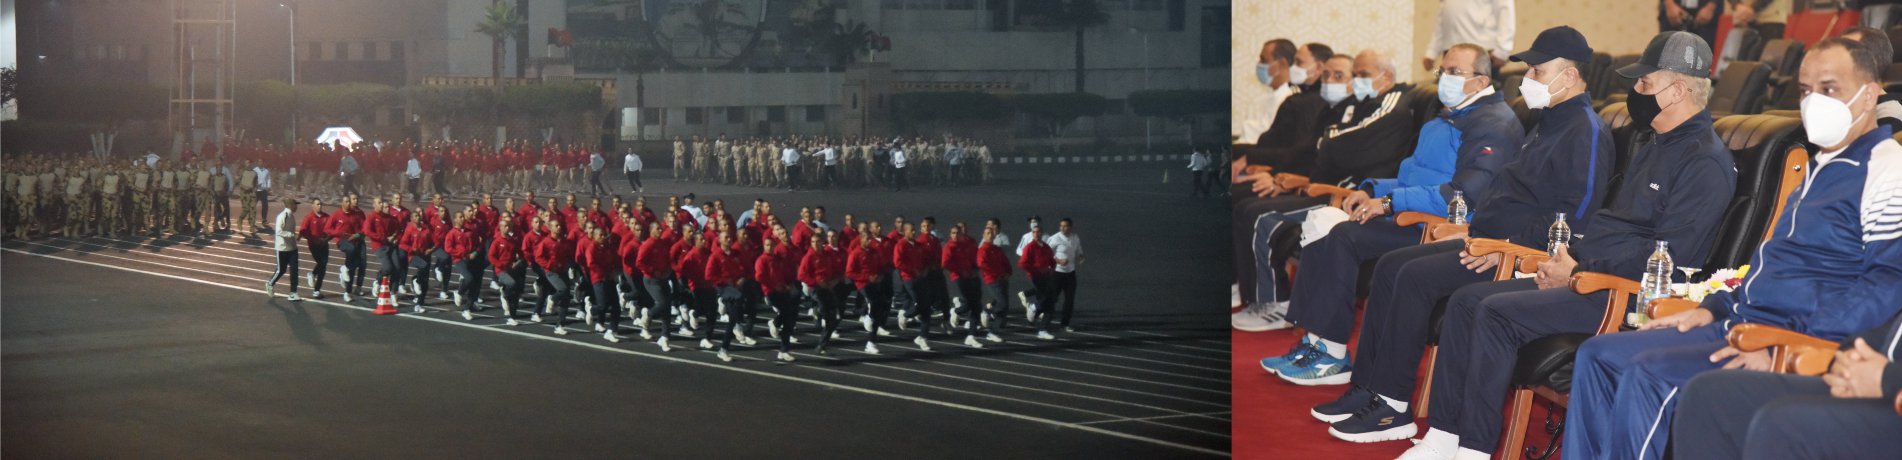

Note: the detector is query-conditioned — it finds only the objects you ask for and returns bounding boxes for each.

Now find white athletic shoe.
[489,280,500,290]
[698,338,713,350]
[413,304,426,314]
[718,313,729,323]
[914,336,932,351]
[876,328,892,337]
[462,310,474,321]
[767,322,781,340]
[656,336,672,352]
[452,292,464,307]
[831,331,842,340]
[964,335,984,348]
[717,349,732,362]
[776,351,795,362]
[864,342,880,354]
[438,291,449,300]
[639,326,653,340]
[266,284,276,298]
[594,324,605,332]
[1036,331,1056,341]
[739,336,757,347]
[951,310,963,330]
[604,331,622,343]
[861,314,873,332]
[553,326,568,335]
[985,333,1004,343]
[311,291,325,300]
[1395,442,1458,460]
[531,313,543,322]
[506,318,520,326]
[677,326,694,338]
[288,293,302,302]
[788,336,801,345]
[1232,301,1292,332]
[343,293,354,302]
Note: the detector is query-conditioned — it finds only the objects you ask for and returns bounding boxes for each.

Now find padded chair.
[1584,53,1612,103]
[1508,96,1541,132]
[1759,39,1807,109]
[1709,61,1774,117]
[1757,22,1785,41]
[1595,54,1642,110]
[1480,115,1810,460]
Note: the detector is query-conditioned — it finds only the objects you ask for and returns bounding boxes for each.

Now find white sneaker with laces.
[656,336,671,352]
[861,314,873,332]
[343,293,354,302]
[553,327,569,335]
[1232,301,1292,332]
[985,333,1003,343]
[266,284,275,298]
[777,351,795,362]
[717,349,732,362]
[914,336,932,351]
[462,310,474,320]
[531,313,543,323]
[506,318,520,326]
[864,342,880,354]
[964,335,983,348]
[699,338,713,349]
[1036,331,1056,340]
[604,331,622,343]
[288,293,302,302]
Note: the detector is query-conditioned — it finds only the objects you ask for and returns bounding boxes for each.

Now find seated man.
[1565,36,1902,460]
[1392,31,1737,458]
[1232,40,1335,321]
[1273,24,1615,437]
[1673,311,1902,460]
[1233,48,1416,329]
[1246,43,1521,350]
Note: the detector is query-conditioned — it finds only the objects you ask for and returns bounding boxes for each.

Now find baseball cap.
[1616,31,1713,78]
[1511,26,1594,66]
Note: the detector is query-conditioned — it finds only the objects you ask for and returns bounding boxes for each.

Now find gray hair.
[1358,49,1397,80]
[1664,72,1714,107]
[1446,43,1493,78]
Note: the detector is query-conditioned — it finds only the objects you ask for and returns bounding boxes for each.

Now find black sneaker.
[1311,384,1374,423]
[1325,392,1417,443]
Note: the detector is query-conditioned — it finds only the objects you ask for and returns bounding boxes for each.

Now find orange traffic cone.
[373,276,398,315]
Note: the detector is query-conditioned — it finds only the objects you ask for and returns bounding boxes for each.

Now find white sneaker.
[413,305,426,314]
[438,292,449,300]
[531,314,543,323]
[717,349,732,362]
[776,351,795,362]
[687,315,700,331]
[311,291,325,299]
[656,336,672,352]
[951,311,963,330]
[914,336,932,351]
[699,338,713,349]
[266,284,276,298]
[1232,301,1292,332]
[639,327,653,340]
[287,293,302,302]
[788,336,801,344]
[864,342,880,354]
[604,331,622,343]
[876,328,892,337]
[462,310,474,320]
[768,322,781,340]
[553,327,569,335]
[343,293,354,302]
[861,314,873,332]
[718,313,729,323]
[831,331,842,340]
[985,333,1003,343]
[739,336,757,346]
[677,326,694,337]
[489,280,500,290]
[964,335,984,348]
[594,324,605,332]
[1395,443,1457,460]
[506,318,520,326]
[1036,331,1056,341]
[452,292,463,307]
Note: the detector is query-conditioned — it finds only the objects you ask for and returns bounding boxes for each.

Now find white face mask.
[1320,83,1350,104]
[1519,69,1571,109]
[1288,65,1310,85]
[1801,85,1870,148]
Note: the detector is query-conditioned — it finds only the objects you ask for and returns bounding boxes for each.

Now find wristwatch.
[1379,196,1392,212]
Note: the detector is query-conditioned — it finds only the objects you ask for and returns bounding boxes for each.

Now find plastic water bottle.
[1547,213,1571,257]
[1448,190,1469,225]
[1634,240,1674,327]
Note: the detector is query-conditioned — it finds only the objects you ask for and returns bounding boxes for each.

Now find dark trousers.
[307,241,330,292]
[342,173,359,196]
[717,286,748,349]
[1565,325,1729,460]
[375,246,401,290]
[907,275,941,339]
[270,250,300,289]
[851,281,888,348]
[643,275,675,332]
[545,268,574,327]
[1283,218,1422,343]
[1428,278,1608,453]
[594,280,619,332]
[1052,271,1079,328]
[410,253,434,301]
[430,171,448,195]
[339,239,366,294]
[255,190,269,224]
[213,192,230,227]
[587,170,608,195]
[823,165,839,189]
[453,260,480,309]
[767,290,798,352]
[624,170,641,191]
[690,286,717,337]
[1675,369,1902,460]
[1349,241,1480,401]
[1232,194,1329,305]
[405,177,420,200]
[786,165,802,190]
[497,265,527,314]
[981,279,1010,334]
[953,276,982,330]
[893,167,907,191]
[1029,272,1057,332]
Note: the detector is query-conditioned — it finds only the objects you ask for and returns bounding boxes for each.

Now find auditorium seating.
[1710,61,1774,117]
[1594,54,1641,110]
[1760,39,1808,110]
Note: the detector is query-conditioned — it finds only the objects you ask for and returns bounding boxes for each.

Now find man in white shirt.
[820,145,840,189]
[890,145,909,191]
[1421,0,1515,73]
[254,163,272,228]
[587,150,609,196]
[267,197,304,301]
[1187,149,1212,197]
[405,153,423,201]
[1046,218,1083,332]
[1242,39,1300,144]
[780,144,803,191]
[622,147,643,193]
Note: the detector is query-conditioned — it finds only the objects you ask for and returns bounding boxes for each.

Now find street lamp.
[281,2,297,142]
[1129,27,1151,150]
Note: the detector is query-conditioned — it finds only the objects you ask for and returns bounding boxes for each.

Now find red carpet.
[1231,306,1565,459]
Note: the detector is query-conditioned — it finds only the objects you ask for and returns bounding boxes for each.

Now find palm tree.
[824,21,875,67]
[1048,0,1109,93]
[476,1,526,85]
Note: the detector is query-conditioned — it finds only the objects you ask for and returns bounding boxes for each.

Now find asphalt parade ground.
[1,162,1232,459]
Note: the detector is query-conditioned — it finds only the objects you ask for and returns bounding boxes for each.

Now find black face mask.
[1626,90,1662,129]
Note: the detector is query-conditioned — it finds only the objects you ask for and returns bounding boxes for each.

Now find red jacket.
[489,233,522,273]
[398,225,435,255]
[730,239,761,278]
[675,246,710,291]
[705,248,745,288]
[791,221,815,250]
[578,237,617,284]
[444,228,476,262]
[892,240,927,281]
[942,236,977,281]
[388,206,412,228]
[801,245,844,287]
[636,237,674,278]
[978,242,1013,285]
[299,211,330,243]
[845,242,885,289]
[1019,239,1055,275]
[328,207,365,243]
[916,234,943,269]
[617,235,644,278]
[755,252,792,295]
[537,235,574,271]
[362,211,399,249]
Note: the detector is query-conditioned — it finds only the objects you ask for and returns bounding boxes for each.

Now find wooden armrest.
[1465,238,1548,275]
[1726,323,1840,376]
[1273,173,1311,190]
[1647,298,1699,319]
[1394,211,1446,227]
[1243,165,1274,175]
[1571,272,1643,334]
[1429,223,1469,242]
[1306,183,1355,206]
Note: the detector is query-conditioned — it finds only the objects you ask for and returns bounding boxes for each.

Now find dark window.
[851,93,859,109]
[1199,5,1227,68]
[308,42,323,60]
[686,107,704,124]
[726,107,746,124]
[767,106,786,122]
[1168,0,1185,31]
[642,108,662,126]
[336,42,350,60]
[389,41,405,61]
[805,105,825,122]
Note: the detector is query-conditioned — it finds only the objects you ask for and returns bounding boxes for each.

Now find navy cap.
[1511,26,1594,66]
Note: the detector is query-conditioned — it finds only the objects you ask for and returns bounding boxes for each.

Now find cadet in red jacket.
[674,230,712,346]
[616,220,649,322]
[976,225,1012,343]
[537,220,577,335]
[443,214,481,316]
[729,230,763,341]
[755,237,798,362]
[1019,224,1058,340]
[942,223,985,347]
[489,211,527,326]
[362,197,402,296]
[891,223,935,351]
[329,195,369,301]
[398,218,437,311]
[636,221,678,350]
[707,231,750,361]
[299,197,333,299]
[917,218,950,340]
[843,228,888,354]
[579,225,623,342]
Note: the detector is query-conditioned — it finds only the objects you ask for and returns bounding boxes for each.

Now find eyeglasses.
[1437,69,1477,78]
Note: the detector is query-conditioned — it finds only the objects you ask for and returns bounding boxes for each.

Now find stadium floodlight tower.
[167,0,237,159]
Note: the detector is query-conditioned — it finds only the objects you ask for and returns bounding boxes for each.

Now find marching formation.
[266,192,1085,363]
[672,134,995,190]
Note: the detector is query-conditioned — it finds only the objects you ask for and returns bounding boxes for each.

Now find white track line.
[1076,411,1235,425]
[2,247,1229,457]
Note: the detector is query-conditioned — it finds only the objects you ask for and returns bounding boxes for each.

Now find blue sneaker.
[1260,336,1314,374]
[1327,392,1417,443]
[1311,385,1375,423]
[1276,347,1352,386]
